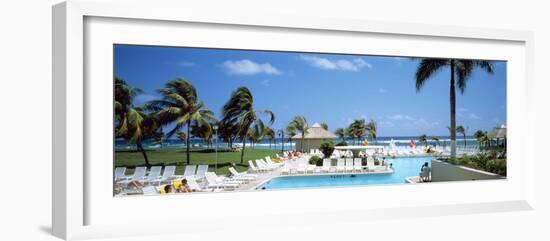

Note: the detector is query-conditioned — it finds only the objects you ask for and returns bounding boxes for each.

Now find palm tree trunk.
[450,60,457,158]
[186,120,191,165]
[240,137,246,164]
[463,134,467,147]
[136,141,150,167]
[301,135,305,152]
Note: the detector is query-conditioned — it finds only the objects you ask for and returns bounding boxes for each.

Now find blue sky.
[114,45,506,137]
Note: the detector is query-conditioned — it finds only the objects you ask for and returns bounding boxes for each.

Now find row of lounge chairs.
[140,167,259,195]
[248,156,283,173]
[115,164,211,186]
[281,158,389,175]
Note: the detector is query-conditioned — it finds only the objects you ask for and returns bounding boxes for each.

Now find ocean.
[114,136,481,151]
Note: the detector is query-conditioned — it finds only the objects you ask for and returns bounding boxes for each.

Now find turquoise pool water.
[257,156,433,190]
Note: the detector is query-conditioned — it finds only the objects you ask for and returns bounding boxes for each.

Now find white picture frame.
[52,0,535,240]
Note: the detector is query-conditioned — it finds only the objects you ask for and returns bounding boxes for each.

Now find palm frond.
[415,58,449,91]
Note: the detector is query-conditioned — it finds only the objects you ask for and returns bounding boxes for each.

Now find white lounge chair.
[353,158,363,172]
[321,159,331,172]
[187,178,210,192]
[281,164,290,175]
[159,165,176,184]
[336,159,345,173]
[345,159,354,172]
[256,159,273,171]
[296,164,306,174]
[204,172,239,189]
[114,167,127,181]
[141,186,159,195]
[248,160,263,173]
[228,167,256,181]
[117,166,147,183]
[367,160,376,172]
[195,165,208,180]
[183,165,197,178]
[144,166,163,184]
[306,164,316,173]
[265,156,282,167]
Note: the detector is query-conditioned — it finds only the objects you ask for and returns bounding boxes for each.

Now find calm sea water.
[115,136,480,151]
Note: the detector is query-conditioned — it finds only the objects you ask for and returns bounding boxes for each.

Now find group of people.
[161,178,195,194]
[120,178,196,194]
[287,150,302,159]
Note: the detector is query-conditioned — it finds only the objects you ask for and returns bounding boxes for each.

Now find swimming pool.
[256,156,433,190]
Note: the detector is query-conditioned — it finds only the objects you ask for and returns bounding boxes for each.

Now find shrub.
[486,159,507,176]
[472,153,490,169]
[374,159,380,165]
[309,156,323,166]
[319,141,335,158]
[335,141,348,146]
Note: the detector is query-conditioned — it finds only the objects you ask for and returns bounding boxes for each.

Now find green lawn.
[115,148,281,175]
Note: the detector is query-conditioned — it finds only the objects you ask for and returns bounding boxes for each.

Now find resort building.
[488,124,507,149]
[292,122,337,151]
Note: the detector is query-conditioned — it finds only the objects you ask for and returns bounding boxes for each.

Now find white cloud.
[456,107,481,120]
[300,55,372,72]
[387,114,415,121]
[176,61,197,67]
[379,121,394,128]
[468,113,481,120]
[222,59,282,75]
[378,88,388,94]
[353,58,372,68]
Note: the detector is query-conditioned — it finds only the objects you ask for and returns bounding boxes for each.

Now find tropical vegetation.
[414,58,494,157]
[288,116,308,151]
[145,78,216,165]
[222,87,275,164]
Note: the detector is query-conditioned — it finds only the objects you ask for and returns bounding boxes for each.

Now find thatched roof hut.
[487,125,506,139]
[292,123,336,151]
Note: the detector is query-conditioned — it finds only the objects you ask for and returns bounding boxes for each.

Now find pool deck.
[405,176,432,183]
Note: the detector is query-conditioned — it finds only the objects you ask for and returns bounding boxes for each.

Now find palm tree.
[474,130,487,149]
[419,134,428,147]
[222,87,275,164]
[366,120,377,144]
[249,123,266,149]
[320,122,328,131]
[190,118,217,148]
[146,78,215,165]
[345,127,355,145]
[414,58,494,157]
[218,120,238,149]
[348,119,367,144]
[286,125,297,151]
[264,127,276,149]
[335,128,346,143]
[288,116,308,152]
[456,125,468,147]
[115,77,160,167]
[176,131,186,145]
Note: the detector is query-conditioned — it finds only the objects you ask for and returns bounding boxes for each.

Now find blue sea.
[115,136,480,151]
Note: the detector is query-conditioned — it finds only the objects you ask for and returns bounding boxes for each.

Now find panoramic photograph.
[113,44,507,196]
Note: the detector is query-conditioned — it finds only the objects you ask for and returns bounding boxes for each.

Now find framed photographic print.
[53,0,535,240]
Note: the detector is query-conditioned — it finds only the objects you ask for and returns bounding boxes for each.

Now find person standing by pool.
[419,162,431,182]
